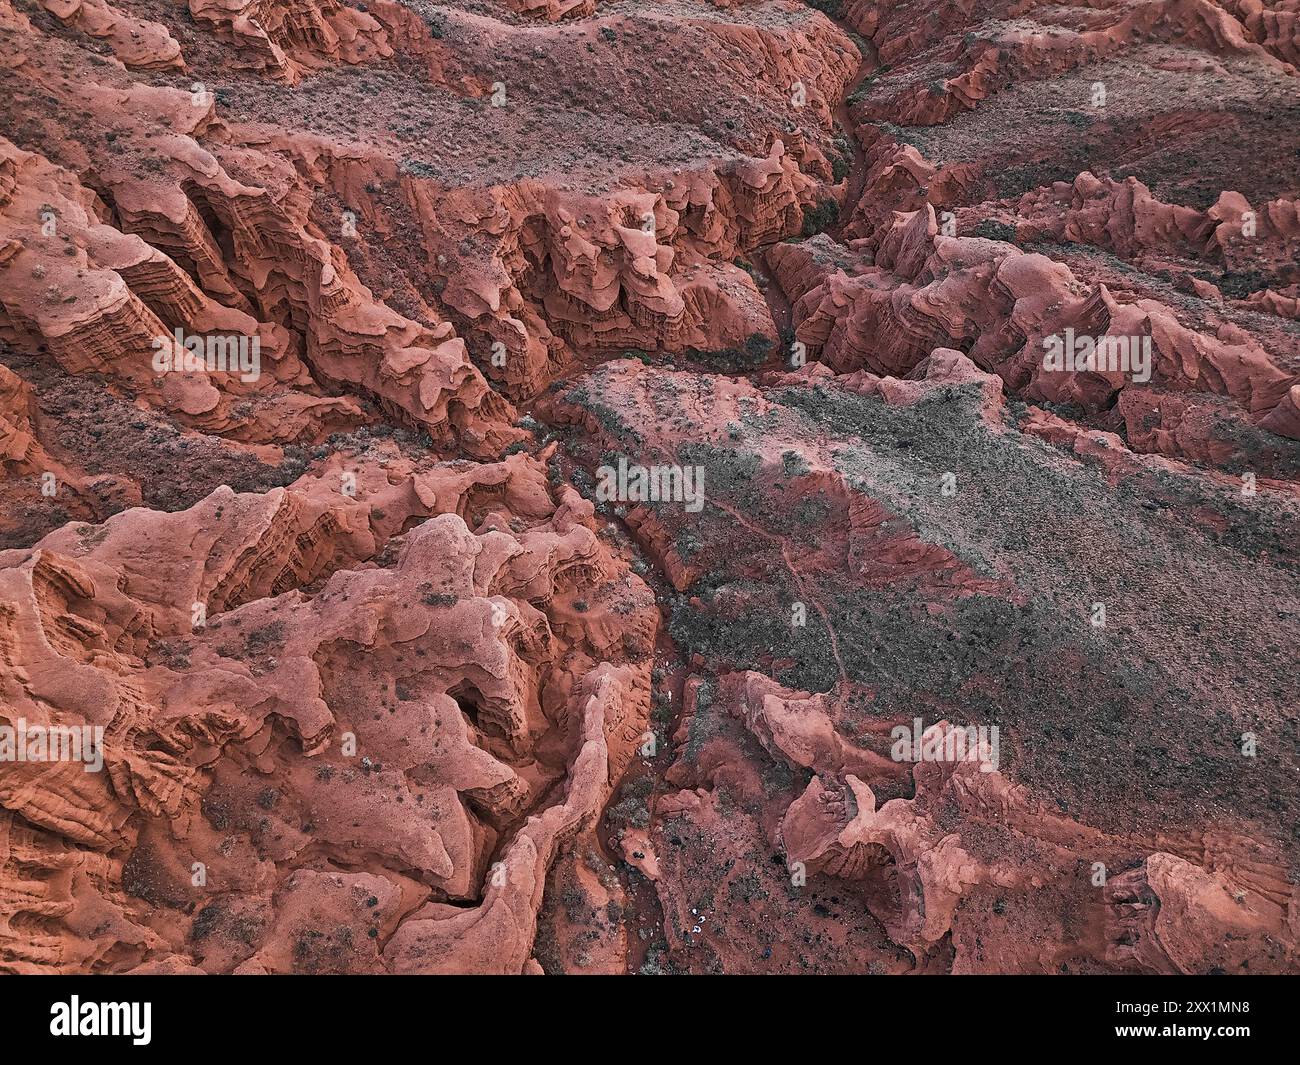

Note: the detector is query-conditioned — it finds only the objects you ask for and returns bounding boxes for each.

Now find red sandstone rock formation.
[769,202,1299,471]
[0,450,656,972]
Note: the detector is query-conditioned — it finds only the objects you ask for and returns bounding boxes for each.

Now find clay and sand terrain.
[0,0,1297,976]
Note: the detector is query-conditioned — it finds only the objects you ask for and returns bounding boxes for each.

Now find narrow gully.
[514,14,882,973]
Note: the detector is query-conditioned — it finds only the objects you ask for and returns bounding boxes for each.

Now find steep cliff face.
[0,0,1296,975]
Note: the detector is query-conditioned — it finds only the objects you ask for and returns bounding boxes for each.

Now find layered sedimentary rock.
[769,203,1299,471]
[37,0,184,70]
[0,450,656,972]
[187,0,397,82]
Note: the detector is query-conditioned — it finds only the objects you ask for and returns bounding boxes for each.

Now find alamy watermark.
[50,997,150,1045]
[891,718,1000,773]
[0,719,104,772]
[151,328,261,383]
[595,457,705,513]
[1042,328,1151,384]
